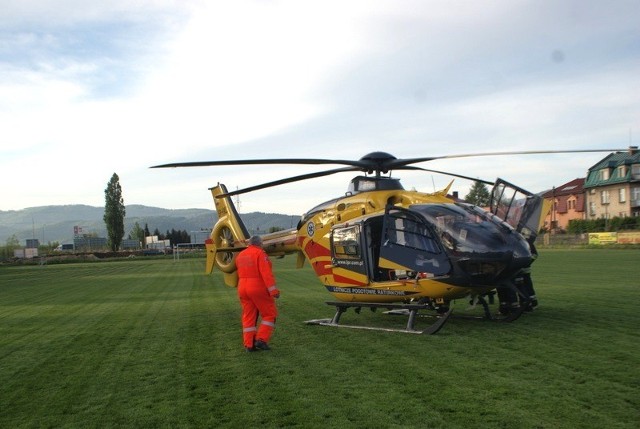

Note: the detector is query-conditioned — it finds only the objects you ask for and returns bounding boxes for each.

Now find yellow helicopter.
[152,149,622,334]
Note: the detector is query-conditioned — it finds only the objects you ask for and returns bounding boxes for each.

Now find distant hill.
[0,204,299,245]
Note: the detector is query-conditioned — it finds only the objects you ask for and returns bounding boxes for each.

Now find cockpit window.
[413,203,507,252]
[383,209,440,254]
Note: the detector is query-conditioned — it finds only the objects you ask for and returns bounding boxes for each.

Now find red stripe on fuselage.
[332,273,367,286]
[302,239,330,260]
[300,237,332,277]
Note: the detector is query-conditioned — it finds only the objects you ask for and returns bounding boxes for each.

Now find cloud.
[0,0,638,216]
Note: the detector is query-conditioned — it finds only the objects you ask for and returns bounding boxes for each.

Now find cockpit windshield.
[490,179,546,240]
[412,203,510,253]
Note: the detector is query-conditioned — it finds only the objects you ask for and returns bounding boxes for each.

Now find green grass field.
[1,249,639,428]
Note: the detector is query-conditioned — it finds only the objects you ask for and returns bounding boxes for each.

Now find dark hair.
[249,236,263,246]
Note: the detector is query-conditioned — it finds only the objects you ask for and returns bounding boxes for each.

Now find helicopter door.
[330,224,369,284]
[378,206,451,278]
[490,178,549,240]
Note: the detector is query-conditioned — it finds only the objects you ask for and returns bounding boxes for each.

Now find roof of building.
[584,147,640,188]
[541,178,585,198]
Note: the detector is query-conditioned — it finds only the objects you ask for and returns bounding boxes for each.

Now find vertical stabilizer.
[206,184,250,286]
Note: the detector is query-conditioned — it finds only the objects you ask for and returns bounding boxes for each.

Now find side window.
[384,210,439,254]
[332,226,361,260]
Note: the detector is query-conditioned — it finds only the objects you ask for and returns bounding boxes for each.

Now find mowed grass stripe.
[1,251,639,428]
[0,265,134,365]
[1,261,192,426]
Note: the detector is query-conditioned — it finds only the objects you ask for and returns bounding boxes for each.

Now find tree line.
[127,221,192,244]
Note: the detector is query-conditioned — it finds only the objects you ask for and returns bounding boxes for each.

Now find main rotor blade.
[215,166,361,198]
[404,166,494,185]
[151,158,366,169]
[388,148,627,168]
[152,148,625,171]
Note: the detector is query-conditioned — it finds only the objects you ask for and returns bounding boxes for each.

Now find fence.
[538,231,640,247]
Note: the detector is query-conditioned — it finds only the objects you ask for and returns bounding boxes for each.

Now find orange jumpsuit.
[235,244,280,349]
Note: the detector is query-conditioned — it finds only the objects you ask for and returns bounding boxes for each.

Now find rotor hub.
[359,152,397,175]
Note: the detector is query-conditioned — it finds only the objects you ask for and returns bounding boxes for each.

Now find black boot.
[255,340,271,351]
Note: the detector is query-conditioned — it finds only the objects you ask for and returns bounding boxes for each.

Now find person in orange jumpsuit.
[235,235,280,352]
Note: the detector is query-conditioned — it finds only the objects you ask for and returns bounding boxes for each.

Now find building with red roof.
[541,178,586,231]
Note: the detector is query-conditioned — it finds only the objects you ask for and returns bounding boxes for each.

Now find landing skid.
[305,301,452,335]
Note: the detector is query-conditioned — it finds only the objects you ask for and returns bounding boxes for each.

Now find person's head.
[248,235,263,247]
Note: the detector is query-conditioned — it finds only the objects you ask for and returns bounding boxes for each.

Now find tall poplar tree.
[104,173,126,251]
[464,180,491,207]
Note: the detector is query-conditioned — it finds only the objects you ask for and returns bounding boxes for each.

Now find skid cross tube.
[305,301,452,334]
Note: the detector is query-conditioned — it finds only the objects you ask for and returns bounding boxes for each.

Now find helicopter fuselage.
[243,175,538,306]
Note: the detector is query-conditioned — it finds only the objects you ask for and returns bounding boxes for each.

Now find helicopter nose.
[512,238,534,268]
[457,247,533,285]
[510,253,533,273]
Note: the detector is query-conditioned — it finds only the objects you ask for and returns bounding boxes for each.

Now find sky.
[1,0,639,216]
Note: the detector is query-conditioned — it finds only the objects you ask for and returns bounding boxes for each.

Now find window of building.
[619,188,626,203]
[617,165,627,178]
[600,169,610,180]
[600,190,610,204]
[632,187,640,201]
[589,202,596,216]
